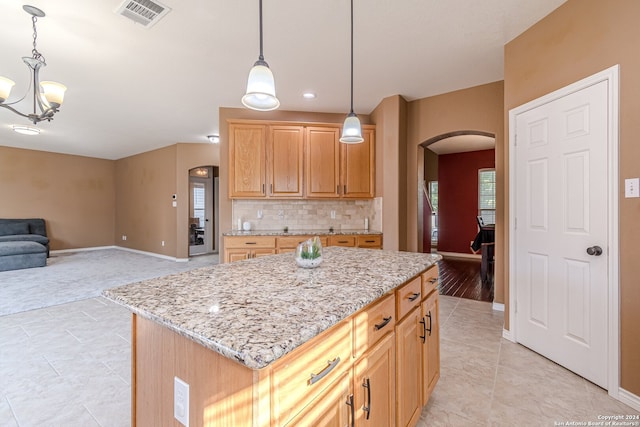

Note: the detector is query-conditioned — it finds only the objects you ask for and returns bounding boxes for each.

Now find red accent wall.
[437,149,495,253]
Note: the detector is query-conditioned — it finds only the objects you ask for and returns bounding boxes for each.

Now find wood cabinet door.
[306,126,340,198]
[395,308,422,427]
[269,125,304,197]
[229,123,266,198]
[354,333,395,427]
[253,248,277,259]
[421,292,440,406]
[286,371,352,427]
[224,249,251,263]
[341,127,375,198]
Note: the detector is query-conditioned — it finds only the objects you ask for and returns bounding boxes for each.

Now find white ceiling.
[0,0,566,160]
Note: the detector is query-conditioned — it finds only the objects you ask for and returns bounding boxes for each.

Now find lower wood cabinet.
[421,290,440,405]
[395,306,423,427]
[354,333,396,426]
[285,371,353,427]
[223,236,277,263]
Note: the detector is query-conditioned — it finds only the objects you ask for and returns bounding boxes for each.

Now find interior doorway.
[189,166,219,256]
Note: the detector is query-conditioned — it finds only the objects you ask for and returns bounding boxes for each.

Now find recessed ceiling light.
[302,92,317,99]
[207,134,220,143]
[12,125,40,135]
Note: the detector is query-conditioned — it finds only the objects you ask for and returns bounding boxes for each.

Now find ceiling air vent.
[115,0,171,28]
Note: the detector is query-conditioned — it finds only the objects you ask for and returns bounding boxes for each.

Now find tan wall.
[504,0,640,395]
[175,143,220,259]
[370,95,408,251]
[115,146,177,257]
[406,81,505,301]
[0,146,115,249]
[218,107,371,255]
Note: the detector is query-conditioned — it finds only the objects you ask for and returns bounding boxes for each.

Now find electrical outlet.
[257,209,263,219]
[121,235,127,241]
[174,377,189,427]
[330,210,336,219]
[162,241,165,247]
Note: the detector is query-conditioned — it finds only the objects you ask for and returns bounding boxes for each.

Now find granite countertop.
[103,247,440,370]
[223,229,382,237]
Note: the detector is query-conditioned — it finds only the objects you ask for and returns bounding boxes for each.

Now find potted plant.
[295,236,323,268]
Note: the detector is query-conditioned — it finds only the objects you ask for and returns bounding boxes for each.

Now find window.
[191,182,205,227]
[478,169,495,225]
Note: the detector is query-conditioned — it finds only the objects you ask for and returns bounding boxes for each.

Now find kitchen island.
[104,246,441,427]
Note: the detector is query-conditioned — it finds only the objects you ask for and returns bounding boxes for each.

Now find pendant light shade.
[340,0,363,144]
[242,60,279,111]
[242,0,280,111]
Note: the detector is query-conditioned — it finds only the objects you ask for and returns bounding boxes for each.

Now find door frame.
[507,65,620,397]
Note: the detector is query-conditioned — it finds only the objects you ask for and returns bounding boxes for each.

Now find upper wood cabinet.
[306,125,375,199]
[228,123,266,198]
[229,120,375,199]
[269,125,304,197]
[229,122,304,199]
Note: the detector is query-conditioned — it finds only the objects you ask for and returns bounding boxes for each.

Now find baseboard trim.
[437,251,481,260]
[51,245,117,254]
[618,388,640,412]
[51,245,186,262]
[502,328,515,342]
[492,302,505,312]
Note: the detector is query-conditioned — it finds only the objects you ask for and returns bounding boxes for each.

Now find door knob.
[586,246,603,256]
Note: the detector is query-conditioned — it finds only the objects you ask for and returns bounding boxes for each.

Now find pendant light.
[340,0,364,144]
[242,0,280,111]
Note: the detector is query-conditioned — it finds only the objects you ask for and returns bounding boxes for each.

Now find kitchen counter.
[222,228,382,237]
[103,247,440,369]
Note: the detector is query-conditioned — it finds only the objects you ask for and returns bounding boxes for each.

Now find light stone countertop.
[103,247,441,370]
[223,229,382,237]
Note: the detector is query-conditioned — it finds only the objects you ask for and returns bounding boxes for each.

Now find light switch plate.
[625,178,640,198]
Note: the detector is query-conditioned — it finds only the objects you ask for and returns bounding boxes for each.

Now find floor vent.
[115,0,171,28]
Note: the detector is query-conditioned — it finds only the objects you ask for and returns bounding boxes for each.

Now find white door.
[513,80,609,388]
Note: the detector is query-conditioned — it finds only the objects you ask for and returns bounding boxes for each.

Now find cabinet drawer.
[278,236,328,249]
[396,276,422,321]
[422,265,439,297]
[353,293,395,359]
[271,320,352,425]
[357,235,382,248]
[328,235,356,247]
[224,236,276,249]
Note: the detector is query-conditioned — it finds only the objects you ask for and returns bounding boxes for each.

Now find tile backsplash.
[232,198,383,232]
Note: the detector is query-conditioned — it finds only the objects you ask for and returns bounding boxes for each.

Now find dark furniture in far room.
[471,216,495,284]
[0,218,50,271]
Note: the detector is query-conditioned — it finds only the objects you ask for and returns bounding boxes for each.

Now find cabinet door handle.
[262,183,265,194]
[343,185,347,194]
[309,357,340,385]
[346,393,355,427]
[408,292,420,302]
[337,185,340,194]
[270,183,273,194]
[420,317,427,343]
[426,311,432,336]
[362,378,371,420]
[374,316,392,331]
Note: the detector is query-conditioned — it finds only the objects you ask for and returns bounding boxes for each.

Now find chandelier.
[0,5,67,126]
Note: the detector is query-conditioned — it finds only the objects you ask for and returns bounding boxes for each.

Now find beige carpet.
[0,248,218,316]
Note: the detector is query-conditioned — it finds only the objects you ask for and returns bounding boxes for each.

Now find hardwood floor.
[437,257,494,302]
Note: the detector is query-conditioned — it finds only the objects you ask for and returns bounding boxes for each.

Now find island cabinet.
[105,248,440,427]
[305,125,375,199]
[228,122,304,199]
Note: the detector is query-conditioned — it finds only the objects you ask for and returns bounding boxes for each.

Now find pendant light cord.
[349,0,354,114]
[258,0,264,61]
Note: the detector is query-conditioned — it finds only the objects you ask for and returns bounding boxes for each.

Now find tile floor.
[1,295,637,426]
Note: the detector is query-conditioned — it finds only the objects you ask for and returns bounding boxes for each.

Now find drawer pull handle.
[420,318,427,343]
[365,240,375,243]
[408,292,420,302]
[338,240,349,244]
[374,316,392,331]
[244,242,257,245]
[429,278,438,284]
[426,311,433,336]
[362,378,371,420]
[309,357,340,385]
